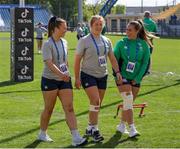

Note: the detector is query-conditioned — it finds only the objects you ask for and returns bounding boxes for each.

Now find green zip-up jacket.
[113,37,150,84]
[143,18,157,33]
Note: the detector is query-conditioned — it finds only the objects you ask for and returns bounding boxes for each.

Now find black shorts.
[36,37,43,40]
[80,71,108,89]
[150,47,153,54]
[76,34,84,40]
[41,77,73,91]
[116,77,140,88]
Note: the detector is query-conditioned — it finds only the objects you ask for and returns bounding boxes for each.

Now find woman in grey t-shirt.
[74,15,122,142]
[34,22,47,54]
[38,16,87,147]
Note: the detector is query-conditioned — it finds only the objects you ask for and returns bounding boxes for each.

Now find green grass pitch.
[0,32,180,148]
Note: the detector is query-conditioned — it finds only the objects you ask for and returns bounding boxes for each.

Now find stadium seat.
[0,4,52,31]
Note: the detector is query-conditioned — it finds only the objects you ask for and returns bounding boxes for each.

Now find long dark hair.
[48,16,66,37]
[128,20,153,48]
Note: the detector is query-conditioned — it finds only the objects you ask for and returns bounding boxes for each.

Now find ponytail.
[136,20,153,48]
[47,16,66,37]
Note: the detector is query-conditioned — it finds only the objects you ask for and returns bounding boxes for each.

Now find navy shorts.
[80,71,108,89]
[41,77,73,91]
[150,47,153,54]
[116,77,140,88]
[36,37,43,40]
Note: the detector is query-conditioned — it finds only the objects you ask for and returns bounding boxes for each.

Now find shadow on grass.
[0,89,40,94]
[0,118,66,145]
[0,80,23,87]
[24,140,41,148]
[88,131,124,148]
[88,132,138,148]
[0,79,179,147]
[138,79,180,97]
[0,80,40,95]
[64,131,138,148]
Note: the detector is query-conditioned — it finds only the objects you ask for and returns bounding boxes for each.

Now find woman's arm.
[108,51,122,84]
[74,54,83,89]
[45,59,70,82]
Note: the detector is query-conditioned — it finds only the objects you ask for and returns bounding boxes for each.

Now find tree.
[115,5,126,14]
[47,0,78,20]
[111,5,126,14]
[82,0,107,22]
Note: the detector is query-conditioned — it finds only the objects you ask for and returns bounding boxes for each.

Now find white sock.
[87,123,92,130]
[92,124,98,130]
[40,129,46,135]
[120,121,125,125]
[129,123,135,130]
[71,129,81,139]
[87,124,98,131]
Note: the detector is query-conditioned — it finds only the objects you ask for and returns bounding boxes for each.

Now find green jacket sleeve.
[134,41,150,83]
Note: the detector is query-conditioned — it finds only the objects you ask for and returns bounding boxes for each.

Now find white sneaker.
[38,50,41,54]
[72,136,87,147]
[116,124,129,134]
[37,133,54,142]
[129,127,140,138]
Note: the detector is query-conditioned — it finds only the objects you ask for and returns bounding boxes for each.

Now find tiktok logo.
[21,65,29,74]
[21,28,29,37]
[21,9,29,18]
[21,47,29,56]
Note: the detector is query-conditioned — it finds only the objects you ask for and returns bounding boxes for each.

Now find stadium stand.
[153,3,180,21]
[0,4,52,31]
[153,3,180,36]
[0,8,10,31]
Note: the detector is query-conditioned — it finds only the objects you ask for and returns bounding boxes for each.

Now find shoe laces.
[92,130,101,137]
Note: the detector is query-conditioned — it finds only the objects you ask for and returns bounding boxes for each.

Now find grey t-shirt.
[76,34,113,78]
[77,26,84,37]
[34,26,47,38]
[42,37,68,80]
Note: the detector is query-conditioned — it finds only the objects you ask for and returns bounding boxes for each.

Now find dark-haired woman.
[37,16,87,147]
[113,20,150,137]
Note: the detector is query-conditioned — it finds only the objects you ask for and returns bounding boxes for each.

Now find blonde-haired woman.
[74,15,122,142]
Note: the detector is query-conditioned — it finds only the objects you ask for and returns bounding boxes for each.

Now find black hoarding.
[11,8,34,82]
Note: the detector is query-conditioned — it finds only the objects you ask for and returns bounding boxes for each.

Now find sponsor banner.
[11,8,34,82]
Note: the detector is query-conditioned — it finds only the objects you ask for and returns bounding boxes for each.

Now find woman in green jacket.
[113,20,151,137]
